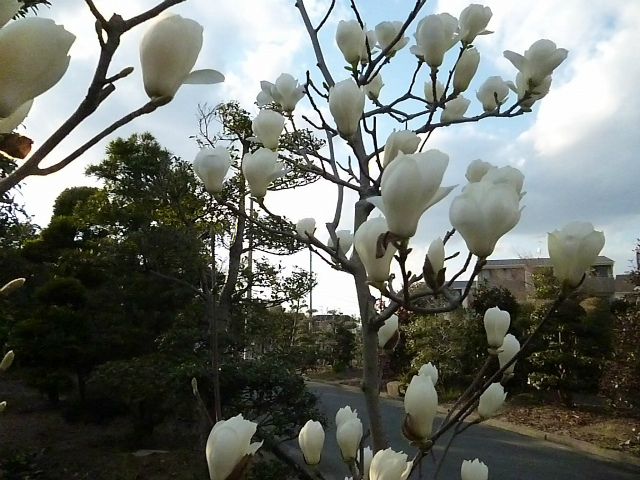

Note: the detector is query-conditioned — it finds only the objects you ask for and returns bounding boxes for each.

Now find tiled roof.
[484,256,614,268]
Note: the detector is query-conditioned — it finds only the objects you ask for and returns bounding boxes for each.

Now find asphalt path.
[281,383,640,480]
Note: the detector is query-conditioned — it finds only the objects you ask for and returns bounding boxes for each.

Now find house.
[476,256,616,303]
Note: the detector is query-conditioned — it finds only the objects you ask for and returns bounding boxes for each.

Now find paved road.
[282,383,640,480]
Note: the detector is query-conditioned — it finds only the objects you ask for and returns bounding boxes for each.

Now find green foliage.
[530,266,562,300]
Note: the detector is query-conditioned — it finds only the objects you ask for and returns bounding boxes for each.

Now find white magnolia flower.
[453,47,480,93]
[504,39,568,89]
[0,277,25,295]
[0,17,75,117]
[375,21,409,54]
[328,230,353,256]
[364,72,384,100]
[498,334,520,375]
[360,29,377,63]
[336,417,363,462]
[404,374,438,440]
[0,99,32,133]
[193,147,232,194]
[411,13,458,67]
[0,401,6,413]
[370,448,412,480]
[256,73,305,112]
[206,415,262,480]
[424,80,445,104]
[329,79,365,137]
[483,307,511,349]
[458,4,493,44]
[336,20,366,64]
[336,406,359,428]
[382,130,420,167]
[0,350,14,371]
[441,95,471,123]
[481,165,525,199]
[465,159,493,183]
[298,420,325,466]
[377,314,399,349]
[548,221,605,287]
[461,458,489,480]
[427,237,445,276]
[478,383,507,419]
[296,218,316,238]
[507,72,553,109]
[252,109,285,150]
[418,362,439,386]
[476,76,510,112]
[241,148,287,199]
[354,217,397,283]
[0,0,21,28]
[357,447,374,480]
[140,13,223,101]
[368,150,454,238]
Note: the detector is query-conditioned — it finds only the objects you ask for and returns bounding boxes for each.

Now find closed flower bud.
[336,417,363,462]
[329,79,365,137]
[426,238,445,277]
[328,230,353,256]
[458,4,493,44]
[418,362,439,386]
[0,99,32,134]
[449,175,523,258]
[140,13,224,101]
[336,20,366,65]
[296,218,316,238]
[461,458,489,480]
[382,130,420,167]
[0,277,25,296]
[364,72,384,100]
[424,80,445,104]
[335,406,358,428]
[354,217,397,284]
[441,95,471,123]
[370,448,412,480]
[498,334,520,375]
[465,159,493,183]
[503,39,568,89]
[368,151,454,239]
[476,76,509,112]
[241,148,287,199]
[298,420,325,466]
[478,383,506,418]
[374,21,409,55]
[191,377,198,395]
[193,147,232,194]
[0,17,75,117]
[357,446,373,480]
[453,48,480,93]
[483,307,510,349]
[206,414,263,480]
[404,374,438,440]
[548,221,605,288]
[0,0,21,28]
[481,165,525,198]
[0,350,14,370]
[377,314,399,350]
[411,13,458,67]
[252,109,285,150]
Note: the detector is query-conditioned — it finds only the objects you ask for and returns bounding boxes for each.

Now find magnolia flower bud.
[411,13,458,67]
[370,448,412,480]
[374,21,409,55]
[335,405,358,428]
[354,217,397,284]
[336,417,363,462]
[476,76,509,112]
[478,383,507,419]
[0,0,20,28]
[0,400,6,413]
[0,350,14,370]
[140,13,224,101]
[296,218,316,238]
[482,165,525,198]
[418,362,439,386]
[483,307,510,349]
[336,20,366,64]
[368,151,454,239]
[0,277,25,296]
[252,109,285,150]
[357,446,373,480]
[0,100,32,134]
[461,458,489,480]
[548,221,605,288]
[364,72,384,100]
[498,334,520,375]
[441,95,471,123]
[458,4,493,44]
[206,414,263,480]
[194,147,232,194]
[453,48,480,93]
[465,159,493,183]
[298,420,325,466]
[0,17,75,117]
[328,230,353,256]
[329,79,365,137]
[404,374,438,440]
[382,130,420,167]
[424,80,445,104]
[427,238,445,276]
[449,176,523,258]
[241,148,287,199]
[191,377,198,395]
[377,314,399,350]
[503,39,568,89]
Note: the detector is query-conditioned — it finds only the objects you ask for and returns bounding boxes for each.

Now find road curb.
[308,380,640,468]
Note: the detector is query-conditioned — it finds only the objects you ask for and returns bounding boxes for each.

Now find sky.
[9,0,640,316]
